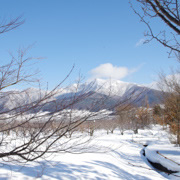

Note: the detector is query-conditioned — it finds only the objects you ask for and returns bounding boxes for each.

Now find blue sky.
[0,0,178,89]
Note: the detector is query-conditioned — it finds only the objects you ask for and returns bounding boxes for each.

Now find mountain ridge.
[0,79,163,112]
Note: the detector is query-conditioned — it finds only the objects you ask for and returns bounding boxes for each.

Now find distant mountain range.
[0,79,163,113]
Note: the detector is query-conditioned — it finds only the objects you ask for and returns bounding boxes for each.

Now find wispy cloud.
[89,63,139,80]
[135,38,146,47]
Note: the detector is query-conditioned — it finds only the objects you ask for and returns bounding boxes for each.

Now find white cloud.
[135,38,146,47]
[89,63,137,80]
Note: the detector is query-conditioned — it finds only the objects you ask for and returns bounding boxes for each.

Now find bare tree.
[116,101,151,134]
[130,0,180,61]
[116,105,134,135]
[101,119,118,134]
[158,70,180,145]
[153,104,167,128]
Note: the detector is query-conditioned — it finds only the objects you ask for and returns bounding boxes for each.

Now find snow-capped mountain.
[0,79,163,113]
[86,78,136,97]
[67,78,141,97]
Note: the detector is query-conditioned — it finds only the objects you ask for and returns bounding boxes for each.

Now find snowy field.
[0,125,180,180]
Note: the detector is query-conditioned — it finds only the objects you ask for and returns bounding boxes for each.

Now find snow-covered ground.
[0,125,180,180]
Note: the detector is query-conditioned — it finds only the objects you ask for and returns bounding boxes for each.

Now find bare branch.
[0,16,25,34]
[130,0,180,61]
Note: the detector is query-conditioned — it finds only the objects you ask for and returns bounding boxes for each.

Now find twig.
[157,151,180,166]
